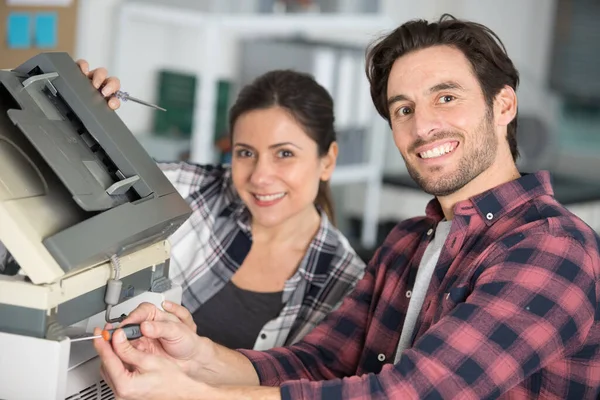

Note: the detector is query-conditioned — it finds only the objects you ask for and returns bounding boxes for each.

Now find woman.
[78,60,366,351]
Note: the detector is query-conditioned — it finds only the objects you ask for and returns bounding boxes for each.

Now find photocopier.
[0,52,192,399]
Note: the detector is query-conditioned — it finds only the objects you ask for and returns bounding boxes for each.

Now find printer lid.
[0,53,191,284]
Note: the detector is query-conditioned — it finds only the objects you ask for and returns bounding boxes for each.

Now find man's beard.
[404,110,498,197]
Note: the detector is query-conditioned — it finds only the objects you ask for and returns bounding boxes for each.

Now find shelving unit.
[112,1,395,248]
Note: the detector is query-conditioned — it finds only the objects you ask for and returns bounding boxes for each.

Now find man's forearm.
[181,378,280,400]
[213,386,281,400]
[193,340,261,387]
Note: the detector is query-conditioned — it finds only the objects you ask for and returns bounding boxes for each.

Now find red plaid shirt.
[240,171,600,399]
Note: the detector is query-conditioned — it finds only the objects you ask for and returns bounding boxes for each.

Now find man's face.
[386,45,499,197]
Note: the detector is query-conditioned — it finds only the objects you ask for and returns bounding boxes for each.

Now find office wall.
[76,0,394,137]
[0,0,79,69]
[74,0,120,69]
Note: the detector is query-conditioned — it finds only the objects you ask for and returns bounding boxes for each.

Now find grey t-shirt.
[394,220,452,363]
[192,280,284,349]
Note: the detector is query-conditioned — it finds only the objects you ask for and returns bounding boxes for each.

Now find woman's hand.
[94,326,213,400]
[76,59,122,110]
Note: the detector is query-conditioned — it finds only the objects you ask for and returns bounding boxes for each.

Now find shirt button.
[260,333,267,339]
[427,228,433,236]
[406,290,412,298]
[486,213,494,220]
[377,354,386,362]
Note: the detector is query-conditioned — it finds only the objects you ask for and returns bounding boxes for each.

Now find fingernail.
[114,330,126,343]
[162,301,171,309]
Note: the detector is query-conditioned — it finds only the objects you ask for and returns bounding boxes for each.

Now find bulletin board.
[0,0,78,69]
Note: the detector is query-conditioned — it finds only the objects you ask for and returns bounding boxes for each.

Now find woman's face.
[231,106,337,228]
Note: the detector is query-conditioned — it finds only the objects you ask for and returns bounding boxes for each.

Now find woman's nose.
[249,158,275,186]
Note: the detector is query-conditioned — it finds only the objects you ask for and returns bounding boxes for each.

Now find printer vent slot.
[65,379,115,400]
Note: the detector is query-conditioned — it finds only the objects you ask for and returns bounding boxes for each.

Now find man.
[93,14,600,400]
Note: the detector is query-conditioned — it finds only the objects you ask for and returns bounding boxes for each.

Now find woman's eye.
[278,150,293,158]
[236,149,253,158]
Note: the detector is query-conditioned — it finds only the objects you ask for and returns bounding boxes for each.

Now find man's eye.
[398,106,412,116]
[439,95,455,103]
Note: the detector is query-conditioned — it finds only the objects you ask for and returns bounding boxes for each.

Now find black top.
[192,281,284,349]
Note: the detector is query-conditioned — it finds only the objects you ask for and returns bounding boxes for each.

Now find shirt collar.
[294,206,340,286]
[219,198,338,286]
[217,182,252,232]
[226,198,252,232]
[425,171,554,224]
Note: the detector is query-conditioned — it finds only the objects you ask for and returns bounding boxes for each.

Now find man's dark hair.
[365,14,520,161]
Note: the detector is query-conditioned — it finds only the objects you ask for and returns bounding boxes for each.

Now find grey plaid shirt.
[159,162,366,350]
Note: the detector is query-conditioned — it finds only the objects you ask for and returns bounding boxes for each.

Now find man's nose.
[412,107,443,139]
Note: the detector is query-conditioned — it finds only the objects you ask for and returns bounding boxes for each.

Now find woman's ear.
[320,142,338,182]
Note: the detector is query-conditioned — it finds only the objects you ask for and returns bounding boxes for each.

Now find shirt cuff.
[237,349,285,387]
[280,380,306,400]
[280,385,293,400]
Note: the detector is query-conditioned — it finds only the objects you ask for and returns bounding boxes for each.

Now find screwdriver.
[113,90,166,112]
[69,324,142,342]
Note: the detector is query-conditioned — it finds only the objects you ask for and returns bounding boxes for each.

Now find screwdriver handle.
[103,324,142,341]
[113,90,129,102]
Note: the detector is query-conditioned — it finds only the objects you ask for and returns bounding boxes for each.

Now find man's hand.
[93,327,212,400]
[116,301,261,387]
[123,300,197,331]
[95,302,281,399]
[117,301,214,381]
[76,59,121,110]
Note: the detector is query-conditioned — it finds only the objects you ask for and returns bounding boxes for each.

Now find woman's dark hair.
[229,70,337,225]
[366,14,521,161]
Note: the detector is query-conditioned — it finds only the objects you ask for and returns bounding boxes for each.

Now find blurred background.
[2,0,599,260]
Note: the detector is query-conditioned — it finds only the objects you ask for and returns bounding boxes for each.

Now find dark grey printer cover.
[0,52,192,274]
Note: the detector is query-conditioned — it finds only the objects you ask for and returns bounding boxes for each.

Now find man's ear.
[494,85,518,128]
[320,142,338,182]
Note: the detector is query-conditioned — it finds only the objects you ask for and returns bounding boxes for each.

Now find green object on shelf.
[153,70,197,138]
[214,80,231,139]
[214,79,232,163]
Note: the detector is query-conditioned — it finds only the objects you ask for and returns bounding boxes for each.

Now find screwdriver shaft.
[126,95,167,112]
[70,335,102,342]
[114,90,166,112]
